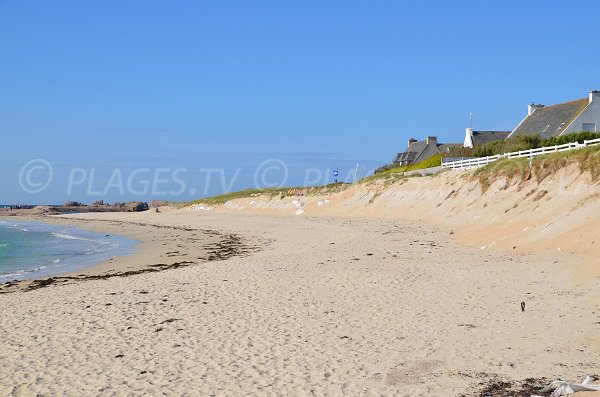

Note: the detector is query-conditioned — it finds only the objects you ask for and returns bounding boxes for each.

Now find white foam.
[0,271,25,280]
[23,265,47,274]
[51,232,87,241]
[0,221,136,281]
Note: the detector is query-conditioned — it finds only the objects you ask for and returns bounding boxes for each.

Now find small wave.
[51,232,88,241]
[0,265,48,280]
[19,266,46,274]
[24,265,46,273]
[0,221,136,281]
[0,271,25,280]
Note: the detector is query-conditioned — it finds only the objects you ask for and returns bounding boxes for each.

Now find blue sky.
[1,0,598,204]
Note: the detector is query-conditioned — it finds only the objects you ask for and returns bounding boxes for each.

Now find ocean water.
[0,220,137,281]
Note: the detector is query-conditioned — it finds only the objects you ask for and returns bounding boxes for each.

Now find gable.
[511,98,589,139]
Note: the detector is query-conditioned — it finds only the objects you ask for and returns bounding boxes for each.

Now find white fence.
[442,138,600,170]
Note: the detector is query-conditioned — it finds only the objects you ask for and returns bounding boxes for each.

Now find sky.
[1,0,599,204]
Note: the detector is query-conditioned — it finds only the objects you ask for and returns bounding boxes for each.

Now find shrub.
[474,135,541,157]
[541,131,600,147]
[404,153,444,171]
[445,146,475,157]
[473,132,600,157]
[365,154,445,183]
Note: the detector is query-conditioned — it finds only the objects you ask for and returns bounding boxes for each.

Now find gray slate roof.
[471,131,511,146]
[395,140,427,164]
[394,140,461,165]
[438,143,463,152]
[511,98,589,139]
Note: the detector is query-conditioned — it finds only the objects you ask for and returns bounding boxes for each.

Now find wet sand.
[0,214,258,293]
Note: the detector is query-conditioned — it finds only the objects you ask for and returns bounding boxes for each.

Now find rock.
[125,202,149,212]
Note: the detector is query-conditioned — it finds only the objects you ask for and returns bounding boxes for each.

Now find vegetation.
[445,146,475,157]
[577,144,600,181]
[474,157,530,193]
[473,132,600,157]
[541,131,600,147]
[473,135,541,157]
[182,188,286,206]
[474,144,600,192]
[364,153,444,183]
[175,183,350,207]
[403,153,445,171]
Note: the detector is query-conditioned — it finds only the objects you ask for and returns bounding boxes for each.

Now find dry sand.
[1,164,600,396]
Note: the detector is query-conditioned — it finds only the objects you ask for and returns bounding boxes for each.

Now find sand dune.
[221,162,600,262]
[1,164,599,396]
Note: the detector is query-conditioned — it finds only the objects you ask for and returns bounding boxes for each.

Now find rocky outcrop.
[125,202,149,212]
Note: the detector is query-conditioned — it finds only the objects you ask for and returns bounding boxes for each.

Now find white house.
[508,90,600,139]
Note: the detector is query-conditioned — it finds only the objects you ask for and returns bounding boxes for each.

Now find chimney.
[407,138,417,148]
[464,127,474,148]
[589,90,600,104]
[426,136,437,145]
[528,103,544,116]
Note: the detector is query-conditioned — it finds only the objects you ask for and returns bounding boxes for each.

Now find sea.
[0,219,137,281]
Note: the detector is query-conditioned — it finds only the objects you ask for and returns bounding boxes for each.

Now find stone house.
[394,136,462,166]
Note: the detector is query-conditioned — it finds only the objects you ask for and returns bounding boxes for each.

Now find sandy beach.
[1,165,600,396]
[5,2,600,395]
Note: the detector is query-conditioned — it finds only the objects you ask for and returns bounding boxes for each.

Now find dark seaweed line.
[0,219,262,294]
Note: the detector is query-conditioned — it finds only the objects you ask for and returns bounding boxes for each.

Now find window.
[582,123,597,132]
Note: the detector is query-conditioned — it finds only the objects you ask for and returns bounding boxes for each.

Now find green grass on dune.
[474,144,600,192]
[362,153,444,184]
[183,188,287,206]
[175,183,350,207]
